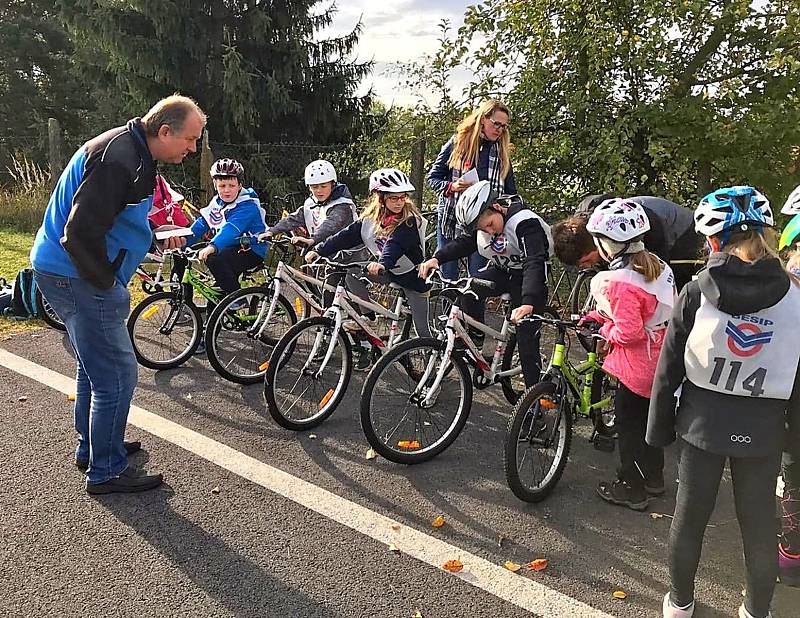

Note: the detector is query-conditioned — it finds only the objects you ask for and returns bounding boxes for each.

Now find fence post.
[48,118,63,186]
[200,131,214,206]
[411,124,426,207]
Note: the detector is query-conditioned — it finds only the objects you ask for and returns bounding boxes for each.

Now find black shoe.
[75,440,142,472]
[354,347,374,372]
[597,479,650,511]
[85,466,163,495]
[194,341,207,355]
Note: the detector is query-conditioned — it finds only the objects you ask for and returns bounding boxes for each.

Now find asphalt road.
[1,327,798,618]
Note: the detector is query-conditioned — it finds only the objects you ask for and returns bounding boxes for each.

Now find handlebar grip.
[471,278,496,290]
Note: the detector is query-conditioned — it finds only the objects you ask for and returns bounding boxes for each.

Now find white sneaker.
[662,593,694,618]
[738,604,771,618]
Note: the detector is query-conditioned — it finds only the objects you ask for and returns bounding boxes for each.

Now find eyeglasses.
[486,118,508,131]
[385,194,408,203]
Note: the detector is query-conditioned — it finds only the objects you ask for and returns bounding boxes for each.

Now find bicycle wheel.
[500,307,560,404]
[205,286,297,385]
[127,292,202,370]
[426,288,455,338]
[35,288,66,331]
[504,380,573,502]
[264,316,352,430]
[360,337,472,464]
[590,370,617,437]
[570,270,596,316]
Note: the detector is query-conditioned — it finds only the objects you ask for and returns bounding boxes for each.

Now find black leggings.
[615,384,664,490]
[669,439,781,617]
[205,246,264,296]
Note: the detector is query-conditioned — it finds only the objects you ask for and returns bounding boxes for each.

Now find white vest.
[302,196,356,236]
[476,209,553,270]
[590,260,676,331]
[360,215,428,275]
[200,189,265,233]
[685,285,800,399]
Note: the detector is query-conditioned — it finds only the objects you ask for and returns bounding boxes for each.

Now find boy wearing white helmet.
[306,168,430,371]
[580,198,676,512]
[418,180,552,386]
[259,159,356,248]
[647,186,800,618]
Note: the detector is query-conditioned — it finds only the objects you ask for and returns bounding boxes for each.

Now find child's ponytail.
[629,250,663,282]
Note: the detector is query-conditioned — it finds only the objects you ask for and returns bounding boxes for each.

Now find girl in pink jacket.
[584,199,677,510]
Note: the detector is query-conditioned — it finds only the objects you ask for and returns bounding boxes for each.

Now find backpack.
[148,175,191,228]
[4,268,39,319]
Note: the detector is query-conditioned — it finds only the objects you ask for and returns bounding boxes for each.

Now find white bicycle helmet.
[781,185,800,215]
[455,180,497,231]
[369,168,415,193]
[694,186,773,238]
[304,159,337,185]
[210,158,244,178]
[586,198,650,242]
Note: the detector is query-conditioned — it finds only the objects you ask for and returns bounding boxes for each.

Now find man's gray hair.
[141,94,207,137]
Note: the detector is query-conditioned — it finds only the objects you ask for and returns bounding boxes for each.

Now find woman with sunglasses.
[427,98,517,280]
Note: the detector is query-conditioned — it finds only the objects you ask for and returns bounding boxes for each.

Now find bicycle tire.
[360,337,472,465]
[570,270,596,316]
[504,380,573,502]
[500,306,560,404]
[263,316,352,431]
[205,286,297,384]
[35,289,66,331]
[590,370,618,437]
[127,292,202,370]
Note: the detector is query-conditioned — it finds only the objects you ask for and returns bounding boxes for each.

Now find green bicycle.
[504,314,617,502]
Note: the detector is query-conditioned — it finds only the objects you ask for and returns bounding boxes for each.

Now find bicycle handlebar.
[424,269,496,294]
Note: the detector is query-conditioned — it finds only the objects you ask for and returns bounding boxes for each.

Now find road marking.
[0,346,614,618]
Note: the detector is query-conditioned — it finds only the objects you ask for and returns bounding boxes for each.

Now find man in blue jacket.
[31,95,206,494]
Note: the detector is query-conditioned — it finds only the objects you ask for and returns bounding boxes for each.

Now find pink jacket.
[586,280,666,398]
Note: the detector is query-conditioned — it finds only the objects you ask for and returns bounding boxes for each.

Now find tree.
[59,0,372,145]
[417,0,800,214]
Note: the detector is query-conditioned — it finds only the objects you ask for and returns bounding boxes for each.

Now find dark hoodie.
[647,253,800,457]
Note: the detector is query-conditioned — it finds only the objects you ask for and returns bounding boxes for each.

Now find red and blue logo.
[725,320,773,357]
[209,208,224,226]
[490,235,508,254]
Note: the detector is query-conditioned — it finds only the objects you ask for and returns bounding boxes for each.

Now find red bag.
[148,175,191,227]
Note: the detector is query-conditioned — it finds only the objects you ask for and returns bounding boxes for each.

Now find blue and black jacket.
[31,118,156,289]
[184,188,268,258]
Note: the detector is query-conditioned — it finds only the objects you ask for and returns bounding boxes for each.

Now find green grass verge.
[0,228,43,339]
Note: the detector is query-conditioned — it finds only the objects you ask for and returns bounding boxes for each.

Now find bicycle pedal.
[592,434,616,452]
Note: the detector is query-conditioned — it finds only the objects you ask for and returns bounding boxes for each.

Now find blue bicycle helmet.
[694,185,773,239]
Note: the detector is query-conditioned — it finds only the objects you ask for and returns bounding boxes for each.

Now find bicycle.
[359,272,559,465]
[503,314,617,503]
[127,245,269,370]
[263,256,428,431]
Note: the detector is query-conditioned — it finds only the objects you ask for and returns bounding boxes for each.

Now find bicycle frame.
[546,335,612,419]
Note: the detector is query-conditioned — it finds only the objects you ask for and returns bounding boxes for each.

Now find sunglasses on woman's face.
[486,117,508,131]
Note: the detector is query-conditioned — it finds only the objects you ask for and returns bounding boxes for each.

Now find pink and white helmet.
[586,198,650,242]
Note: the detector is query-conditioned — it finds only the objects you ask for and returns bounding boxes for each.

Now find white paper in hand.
[155,228,193,241]
[461,168,480,185]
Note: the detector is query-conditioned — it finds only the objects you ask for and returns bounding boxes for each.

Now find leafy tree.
[413,0,800,214]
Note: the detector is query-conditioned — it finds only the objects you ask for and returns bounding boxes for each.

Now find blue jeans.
[34,271,138,483]
[436,206,487,279]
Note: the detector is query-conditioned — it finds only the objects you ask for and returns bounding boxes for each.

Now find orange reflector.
[258,361,270,371]
[538,398,556,410]
[397,440,421,449]
[319,388,334,410]
[294,297,303,316]
[141,306,160,320]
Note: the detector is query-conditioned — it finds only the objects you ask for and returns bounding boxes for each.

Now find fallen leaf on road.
[366,448,377,460]
[431,516,445,528]
[650,512,664,519]
[18,396,27,402]
[186,393,192,400]
[497,535,505,548]
[613,590,627,600]
[503,561,521,572]
[309,434,317,439]
[390,523,401,531]
[528,558,549,571]
[412,612,423,618]
[67,394,76,401]
[442,559,463,573]
[388,543,400,553]
[211,486,220,495]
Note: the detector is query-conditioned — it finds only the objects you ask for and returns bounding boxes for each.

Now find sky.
[320,0,475,108]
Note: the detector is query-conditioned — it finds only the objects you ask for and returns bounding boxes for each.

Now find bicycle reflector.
[259,360,270,371]
[141,306,160,320]
[538,397,556,410]
[397,440,421,449]
[294,297,303,316]
[319,388,334,410]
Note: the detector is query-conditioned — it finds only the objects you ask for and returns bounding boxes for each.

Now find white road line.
[0,347,614,618]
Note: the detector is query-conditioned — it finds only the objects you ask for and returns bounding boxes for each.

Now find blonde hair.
[142,94,207,137]
[448,99,512,179]
[721,227,779,262]
[361,192,422,238]
[629,250,663,282]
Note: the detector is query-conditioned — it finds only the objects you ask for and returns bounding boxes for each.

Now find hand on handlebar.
[291,236,314,247]
[510,304,534,324]
[418,258,439,279]
[366,262,385,276]
[257,231,273,243]
[304,250,319,264]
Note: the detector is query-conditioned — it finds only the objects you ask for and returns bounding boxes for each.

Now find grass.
[0,228,44,339]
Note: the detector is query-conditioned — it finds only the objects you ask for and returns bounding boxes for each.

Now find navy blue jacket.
[427,135,517,198]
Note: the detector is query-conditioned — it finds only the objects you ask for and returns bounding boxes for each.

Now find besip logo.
[724,320,773,357]
[730,434,752,444]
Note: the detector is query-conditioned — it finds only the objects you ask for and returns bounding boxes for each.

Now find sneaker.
[86,466,163,495]
[662,593,694,618]
[227,298,248,312]
[354,347,374,372]
[194,341,207,355]
[738,604,772,618]
[343,316,378,334]
[779,544,800,587]
[597,479,650,511]
[75,440,142,472]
